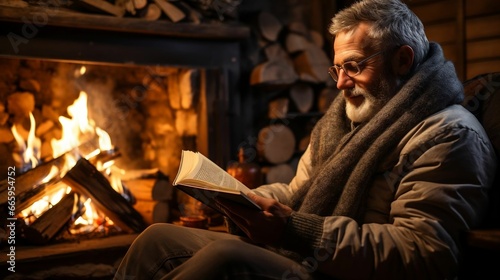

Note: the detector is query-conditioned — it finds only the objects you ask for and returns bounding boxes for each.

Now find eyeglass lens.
[329,62,360,82]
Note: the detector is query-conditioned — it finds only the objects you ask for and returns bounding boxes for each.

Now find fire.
[11,112,41,172]
[20,186,71,224]
[18,89,126,233]
[51,91,96,159]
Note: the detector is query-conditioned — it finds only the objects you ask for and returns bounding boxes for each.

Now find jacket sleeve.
[280,124,497,280]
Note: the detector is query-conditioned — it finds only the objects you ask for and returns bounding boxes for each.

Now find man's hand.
[216,193,293,247]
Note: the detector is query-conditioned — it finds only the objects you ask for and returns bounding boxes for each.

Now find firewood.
[290,83,314,113]
[133,0,147,10]
[287,21,309,36]
[263,43,289,61]
[123,173,173,201]
[250,59,298,87]
[177,1,203,24]
[138,3,162,21]
[23,192,76,245]
[257,124,296,164]
[310,30,325,48]
[115,0,136,15]
[285,33,310,54]
[293,43,331,83]
[62,158,147,233]
[298,72,320,83]
[16,181,69,218]
[268,97,289,119]
[0,155,66,207]
[153,0,186,22]
[119,168,160,181]
[263,163,295,184]
[133,200,170,224]
[258,11,283,42]
[78,0,126,17]
[123,178,156,201]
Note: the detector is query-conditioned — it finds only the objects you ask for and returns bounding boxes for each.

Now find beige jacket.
[254,104,497,280]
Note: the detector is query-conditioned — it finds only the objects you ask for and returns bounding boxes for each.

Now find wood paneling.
[425,22,457,44]
[410,0,457,23]
[442,43,458,63]
[467,59,500,79]
[467,38,500,60]
[407,0,500,80]
[466,14,500,40]
[465,0,500,17]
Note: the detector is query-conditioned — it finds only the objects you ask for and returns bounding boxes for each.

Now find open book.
[173,150,262,214]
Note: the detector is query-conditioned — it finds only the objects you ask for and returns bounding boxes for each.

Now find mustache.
[344,88,366,97]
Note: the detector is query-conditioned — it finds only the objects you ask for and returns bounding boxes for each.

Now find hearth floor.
[0,233,138,279]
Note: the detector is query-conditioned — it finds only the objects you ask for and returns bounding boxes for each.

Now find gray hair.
[329,0,429,69]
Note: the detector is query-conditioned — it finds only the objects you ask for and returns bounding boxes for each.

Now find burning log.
[62,158,147,233]
[0,155,67,210]
[0,144,114,214]
[87,148,122,166]
[23,192,76,245]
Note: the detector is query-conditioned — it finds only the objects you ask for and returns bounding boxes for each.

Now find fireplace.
[0,4,249,277]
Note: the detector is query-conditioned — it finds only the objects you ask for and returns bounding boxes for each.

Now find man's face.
[333,24,399,123]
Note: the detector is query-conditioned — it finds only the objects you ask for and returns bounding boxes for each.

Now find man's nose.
[336,70,355,90]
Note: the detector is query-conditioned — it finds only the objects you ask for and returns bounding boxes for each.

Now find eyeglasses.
[328,50,384,82]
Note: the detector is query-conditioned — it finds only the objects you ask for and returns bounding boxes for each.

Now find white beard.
[344,75,401,123]
[345,94,383,123]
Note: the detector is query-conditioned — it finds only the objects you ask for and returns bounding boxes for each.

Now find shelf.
[0,5,250,40]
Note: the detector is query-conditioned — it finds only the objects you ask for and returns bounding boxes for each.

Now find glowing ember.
[20,186,71,225]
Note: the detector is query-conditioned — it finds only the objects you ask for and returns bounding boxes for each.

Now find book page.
[175,151,252,194]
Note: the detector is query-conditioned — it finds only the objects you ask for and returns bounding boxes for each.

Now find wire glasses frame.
[328,50,384,82]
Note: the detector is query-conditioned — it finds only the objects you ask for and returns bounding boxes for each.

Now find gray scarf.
[290,43,464,222]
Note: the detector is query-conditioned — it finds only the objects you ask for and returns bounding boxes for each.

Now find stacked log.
[121,169,174,225]
[248,8,339,184]
[24,0,243,23]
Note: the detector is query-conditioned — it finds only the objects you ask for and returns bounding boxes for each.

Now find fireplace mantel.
[0,5,250,67]
[0,5,250,39]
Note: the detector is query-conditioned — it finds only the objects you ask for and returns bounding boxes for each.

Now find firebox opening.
[0,55,224,246]
[0,56,209,179]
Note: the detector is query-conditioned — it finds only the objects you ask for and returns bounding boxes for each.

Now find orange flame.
[20,89,124,233]
[11,112,41,171]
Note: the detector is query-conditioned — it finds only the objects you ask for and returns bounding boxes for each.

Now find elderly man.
[114,0,497,279]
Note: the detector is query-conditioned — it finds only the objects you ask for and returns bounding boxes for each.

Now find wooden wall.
[405,0,500,81]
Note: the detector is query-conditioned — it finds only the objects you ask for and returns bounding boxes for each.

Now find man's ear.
[393,45,414,76]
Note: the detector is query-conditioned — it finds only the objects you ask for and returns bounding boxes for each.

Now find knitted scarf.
[289,43,464,222]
